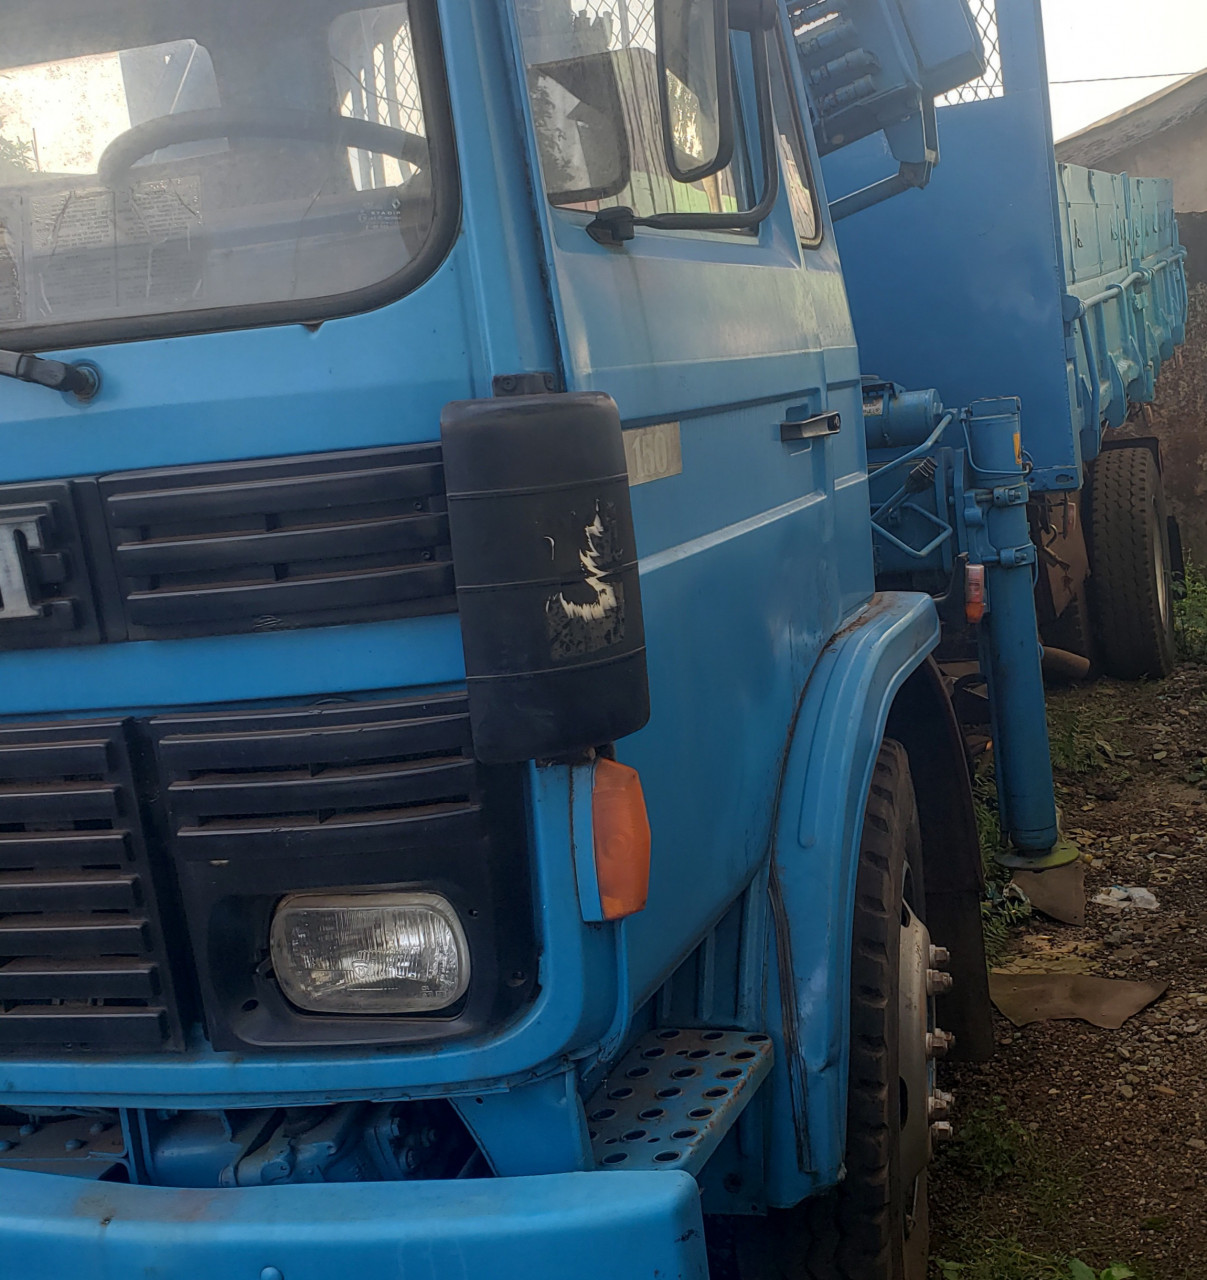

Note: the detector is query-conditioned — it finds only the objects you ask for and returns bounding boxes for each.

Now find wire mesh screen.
[332,3,426,189]
[938,0,1004,106]
[569,0,657,51]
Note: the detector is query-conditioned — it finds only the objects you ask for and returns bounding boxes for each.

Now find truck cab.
[0,3,1177,1278]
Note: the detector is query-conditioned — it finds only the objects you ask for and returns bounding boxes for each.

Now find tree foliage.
[0,114,34,177]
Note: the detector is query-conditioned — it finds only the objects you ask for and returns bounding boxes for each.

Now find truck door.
[511,1,870,1002]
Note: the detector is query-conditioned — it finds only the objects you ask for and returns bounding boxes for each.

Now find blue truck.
[0,1,1186,1278]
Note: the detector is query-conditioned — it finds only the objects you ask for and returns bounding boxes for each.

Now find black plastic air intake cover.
[440,393,649,763]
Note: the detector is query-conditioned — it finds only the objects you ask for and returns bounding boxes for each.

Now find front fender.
[763,591,940,1207]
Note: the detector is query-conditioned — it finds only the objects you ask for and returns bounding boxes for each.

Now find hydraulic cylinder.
[965,399,1072,869]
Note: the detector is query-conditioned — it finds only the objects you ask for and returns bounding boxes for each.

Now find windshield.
[0,0,453,347]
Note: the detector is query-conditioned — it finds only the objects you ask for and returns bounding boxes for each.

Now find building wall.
[1084,114,1207,214]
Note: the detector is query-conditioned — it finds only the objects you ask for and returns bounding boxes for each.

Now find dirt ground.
[929,661,1207,1280]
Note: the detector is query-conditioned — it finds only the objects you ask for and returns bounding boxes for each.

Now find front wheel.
[805,740,937,1280]
[721,741,947,1280]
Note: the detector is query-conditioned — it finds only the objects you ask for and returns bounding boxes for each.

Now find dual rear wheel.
[1086,445,1176,679]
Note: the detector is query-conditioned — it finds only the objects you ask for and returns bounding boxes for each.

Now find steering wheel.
[97,108,428,188]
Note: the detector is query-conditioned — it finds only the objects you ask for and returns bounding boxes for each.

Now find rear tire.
[720,742,935,1280]
[1088,446,1175,679]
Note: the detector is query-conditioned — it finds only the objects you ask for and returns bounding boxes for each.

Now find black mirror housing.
[440,393,650,764]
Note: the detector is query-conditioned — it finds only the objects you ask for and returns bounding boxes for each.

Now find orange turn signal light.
[965,563,986,625]
[592,758,651,921]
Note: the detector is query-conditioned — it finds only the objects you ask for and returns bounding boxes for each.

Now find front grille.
[0,482,100,648]
[97,444,455,640]
[0,444,457,651]
[0,694,534,1056]
[0,722,184,1053]
[154,693,479,859]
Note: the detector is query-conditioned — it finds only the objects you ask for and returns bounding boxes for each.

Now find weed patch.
[971,773,1032,965]
[1174,560,1207,663]
[1047,700,1108,776]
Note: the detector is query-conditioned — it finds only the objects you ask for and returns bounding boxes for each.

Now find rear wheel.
[722,742,945,1280]
[1088,446,1176,679]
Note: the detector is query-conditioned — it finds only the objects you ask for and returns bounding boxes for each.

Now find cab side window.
[517,1,751,220]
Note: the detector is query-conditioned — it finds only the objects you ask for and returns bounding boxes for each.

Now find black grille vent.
[0,721,184,1053]
[99,444,455,640]
[154,693,479,860]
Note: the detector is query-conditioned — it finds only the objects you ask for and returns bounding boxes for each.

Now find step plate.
[586,1028,773,1174]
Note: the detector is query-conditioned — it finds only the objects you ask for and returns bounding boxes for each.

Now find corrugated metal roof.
[1055,69,1207,168]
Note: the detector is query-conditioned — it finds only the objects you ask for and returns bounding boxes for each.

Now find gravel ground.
[930,662,1207,1279]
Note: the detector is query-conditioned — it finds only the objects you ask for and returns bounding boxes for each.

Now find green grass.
[934,1239,1082,1280]
[943,1096,1030,1186]
[934,1252,1138,1280]
[971,772,1032,966]
[1175,560,1207,663]
[1046,699,1107,776]
[941,1098,1082,1231]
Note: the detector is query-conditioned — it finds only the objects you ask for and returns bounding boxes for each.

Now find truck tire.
[717,742,938,1280]
[1088,446,1175,679]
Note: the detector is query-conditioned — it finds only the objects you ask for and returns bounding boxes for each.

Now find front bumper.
[0,1167,708,1280]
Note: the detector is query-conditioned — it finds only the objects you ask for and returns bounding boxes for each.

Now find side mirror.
[655,0,734,184]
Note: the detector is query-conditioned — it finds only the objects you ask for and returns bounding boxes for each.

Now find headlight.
[269,891,470,1015]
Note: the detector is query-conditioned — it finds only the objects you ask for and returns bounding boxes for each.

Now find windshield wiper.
[0,348,100,400]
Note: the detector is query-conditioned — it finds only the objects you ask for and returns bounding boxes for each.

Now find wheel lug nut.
[929,945,950,969]
[930,1120,954,1143]
[928,1089,954,1120]
[926,968,954,996]
[926,1029,955,1059]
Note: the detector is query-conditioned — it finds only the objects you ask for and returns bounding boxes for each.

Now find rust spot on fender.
[827,592,893,646]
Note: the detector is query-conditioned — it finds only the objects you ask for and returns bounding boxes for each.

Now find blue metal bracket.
[453,1069,593,1177]
[995,543,1037,569]
[991,483,1028,508]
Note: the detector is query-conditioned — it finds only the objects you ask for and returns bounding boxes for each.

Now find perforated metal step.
[586,1028,773,1174]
